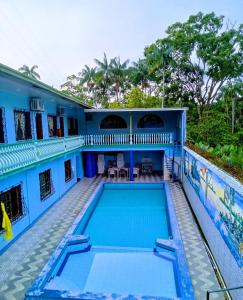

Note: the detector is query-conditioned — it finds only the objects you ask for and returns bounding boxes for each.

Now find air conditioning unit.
[30,98,44,111]
[57,106,65,116]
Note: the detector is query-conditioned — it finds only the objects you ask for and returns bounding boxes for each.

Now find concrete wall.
[0,150,84,253]
[84,111,182,143]
[0,88,85,144]
[182,147,243,300]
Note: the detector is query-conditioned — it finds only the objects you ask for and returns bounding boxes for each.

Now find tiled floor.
[0,175,221,300]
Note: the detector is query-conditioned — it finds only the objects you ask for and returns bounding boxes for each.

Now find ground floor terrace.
[0,175,225,300]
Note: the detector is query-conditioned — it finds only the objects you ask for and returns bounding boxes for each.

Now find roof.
[84,108,188,113]
[0,63,91,108]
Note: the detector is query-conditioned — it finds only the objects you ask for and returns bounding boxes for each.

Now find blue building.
[0,63,186,252]
[0,63,242,300]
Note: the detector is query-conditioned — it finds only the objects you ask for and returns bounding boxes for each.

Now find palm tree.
[79,65,97,94]
[129,59,150,94]
[94,53,112,106]
[94,53,110,82]
[110,57,129,101]
[145,44,173,107]
[18,65,40,80]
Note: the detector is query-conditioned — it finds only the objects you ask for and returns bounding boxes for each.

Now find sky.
[0,0,242,88]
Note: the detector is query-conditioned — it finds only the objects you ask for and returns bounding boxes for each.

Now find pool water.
[46,248,177,298]
[33,183,193,300]
[83,185,169,248]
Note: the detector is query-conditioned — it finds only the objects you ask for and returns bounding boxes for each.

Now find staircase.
[164,144,182,181]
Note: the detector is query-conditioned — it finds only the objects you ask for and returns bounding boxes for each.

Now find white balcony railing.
[0,133,173,176]
[84,132,173,146]
[0,136,85,176]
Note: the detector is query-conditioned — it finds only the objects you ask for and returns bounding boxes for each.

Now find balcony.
[0,136,85,178]
[84,132,173,146]
[0,132,173,178]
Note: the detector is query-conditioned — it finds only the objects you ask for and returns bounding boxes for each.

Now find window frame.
[0,107,6,143]
[67,117,78,136]
[137,114,164,129]
[39,169,52,200]
[0,183,24,231]
[100,114,127,130]
[64,159,72,182]
[14,109,32,141]
[47,115,58,137]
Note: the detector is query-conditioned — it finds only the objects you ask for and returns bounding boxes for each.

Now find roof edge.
[84,107,189,112]
[0,63,92,109]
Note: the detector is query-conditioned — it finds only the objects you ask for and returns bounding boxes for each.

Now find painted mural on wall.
[184,150,243,266]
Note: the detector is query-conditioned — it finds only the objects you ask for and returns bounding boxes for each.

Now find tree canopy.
[61,12,243,150]
[18,65,41,80]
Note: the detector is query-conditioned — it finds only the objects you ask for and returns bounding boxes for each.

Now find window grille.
[0,184,23,230]
[39,169,52,200]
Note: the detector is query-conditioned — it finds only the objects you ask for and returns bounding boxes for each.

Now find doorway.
[35,113,43,140]
[59,117,64,137]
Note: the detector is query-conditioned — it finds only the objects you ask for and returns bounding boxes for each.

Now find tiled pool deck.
[0,175,221,300]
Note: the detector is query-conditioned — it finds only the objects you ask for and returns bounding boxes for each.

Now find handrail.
[84,132,174,146]
[0,136,84,176]
[206,285,243,300]
[0,133,174,176]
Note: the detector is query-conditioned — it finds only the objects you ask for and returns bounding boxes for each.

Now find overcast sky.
[0,0,242,88]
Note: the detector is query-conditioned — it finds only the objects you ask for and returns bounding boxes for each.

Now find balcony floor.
[0,175,221,300]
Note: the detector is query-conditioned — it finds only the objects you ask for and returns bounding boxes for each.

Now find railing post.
[130,133,133,145]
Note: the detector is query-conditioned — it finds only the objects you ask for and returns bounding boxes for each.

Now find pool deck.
[0,175,221,300]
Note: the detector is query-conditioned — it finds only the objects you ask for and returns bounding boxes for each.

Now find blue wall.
[84,111,183,143]
[0,150,84,252]
[0,87,85,144]
[182,147,243,300]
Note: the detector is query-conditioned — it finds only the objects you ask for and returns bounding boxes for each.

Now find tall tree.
[79,65,97,95]
[128,59,151,95]
[94,53,111,106]
[144,12,243,117]
[110,57,130,101]
[18,65,40,80]
[145,44,173,107]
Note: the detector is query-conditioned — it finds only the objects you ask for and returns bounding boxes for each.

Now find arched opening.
[137,114,164,128]
[100,115,127,129]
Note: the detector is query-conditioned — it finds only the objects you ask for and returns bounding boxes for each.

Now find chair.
[133,167,139,177]
[119,168,127,177]
[117,153,125,168]
[108,168,115,178]
[97,154,105,175]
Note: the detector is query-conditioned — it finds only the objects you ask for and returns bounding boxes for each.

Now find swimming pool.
[25,182,194,300]
[78,184,170,248]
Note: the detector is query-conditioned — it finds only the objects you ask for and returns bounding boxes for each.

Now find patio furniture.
[108,167,115,177]
[97,154,105,174]
[119,167,129,177]
[117,153,125,168]
[133,167,139,177]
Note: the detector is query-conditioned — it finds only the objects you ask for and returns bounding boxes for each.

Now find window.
[64,160,72,182]
[39,169,52,200]
[0,185,23,229]
[68,118,78,135]
[137,114,164,128]
[48,115,57,137]
[0,108,5,143]
[14,110,32,140]
[100,115,127,129]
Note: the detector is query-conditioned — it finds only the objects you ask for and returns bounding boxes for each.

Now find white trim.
[84,107,189,113]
